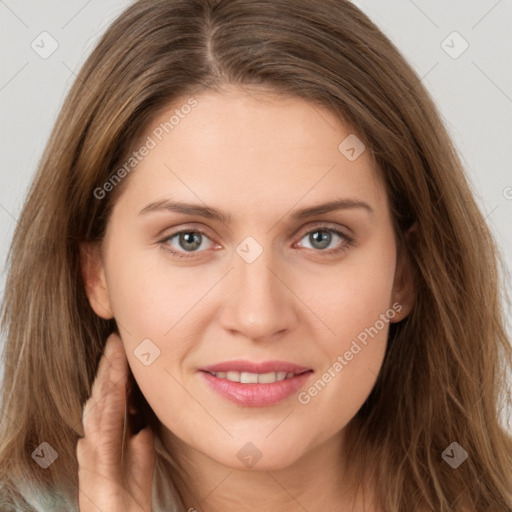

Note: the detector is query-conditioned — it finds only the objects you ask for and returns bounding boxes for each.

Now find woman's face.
[83,85,414,472]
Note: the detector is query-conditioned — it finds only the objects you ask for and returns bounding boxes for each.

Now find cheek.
[292,243,395,416]
[299,246,396,353]
[103,248,216,417]
[104,243,206,338]
[301,281,391,392]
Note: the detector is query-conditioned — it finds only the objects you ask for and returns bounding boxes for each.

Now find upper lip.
[200,360,312,374]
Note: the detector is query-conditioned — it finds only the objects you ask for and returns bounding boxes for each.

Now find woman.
[1,0,511,510]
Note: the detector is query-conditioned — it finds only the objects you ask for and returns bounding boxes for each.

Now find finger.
[81,332,129,469]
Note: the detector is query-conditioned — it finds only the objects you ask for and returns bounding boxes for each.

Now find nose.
[218,244,298,342]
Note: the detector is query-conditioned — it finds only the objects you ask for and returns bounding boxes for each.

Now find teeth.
[240,372,259,383]
[226,371,241,382]
[211,371,299,383]
[258,372,278,384]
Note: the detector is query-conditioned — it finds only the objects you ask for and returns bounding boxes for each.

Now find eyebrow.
[138,197,374,223]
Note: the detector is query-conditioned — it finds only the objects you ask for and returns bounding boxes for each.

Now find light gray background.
[1,1,511,427]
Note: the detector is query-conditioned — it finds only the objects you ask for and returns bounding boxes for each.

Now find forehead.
[113,87,387,220]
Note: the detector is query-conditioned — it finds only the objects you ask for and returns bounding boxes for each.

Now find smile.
[198,361,313,407]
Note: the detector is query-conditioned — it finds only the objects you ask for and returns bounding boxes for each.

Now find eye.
[160,229,216,258]
[295,226,354,255]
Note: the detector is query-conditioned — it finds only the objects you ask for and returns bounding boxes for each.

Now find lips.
[198,360,313,407]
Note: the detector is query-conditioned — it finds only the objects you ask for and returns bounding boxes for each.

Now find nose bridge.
[219,236,294,339]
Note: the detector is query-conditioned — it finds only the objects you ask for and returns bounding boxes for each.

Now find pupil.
[311,230,331,250]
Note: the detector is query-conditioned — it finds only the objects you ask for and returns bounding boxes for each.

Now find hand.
[77,332,156,512]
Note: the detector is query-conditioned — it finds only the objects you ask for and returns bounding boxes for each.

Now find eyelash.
[158,225,355,260]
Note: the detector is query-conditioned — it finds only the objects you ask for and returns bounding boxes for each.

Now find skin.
[80,85,415,512]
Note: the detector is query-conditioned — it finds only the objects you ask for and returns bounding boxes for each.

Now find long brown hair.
[1,0,511,510]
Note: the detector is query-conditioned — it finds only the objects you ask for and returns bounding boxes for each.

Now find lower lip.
[199,371,313,407]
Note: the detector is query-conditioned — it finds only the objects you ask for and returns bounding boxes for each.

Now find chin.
[207,438,308,472]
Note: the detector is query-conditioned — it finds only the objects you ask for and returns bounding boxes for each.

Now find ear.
[390,223,417,323]
[79,241,114,320]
